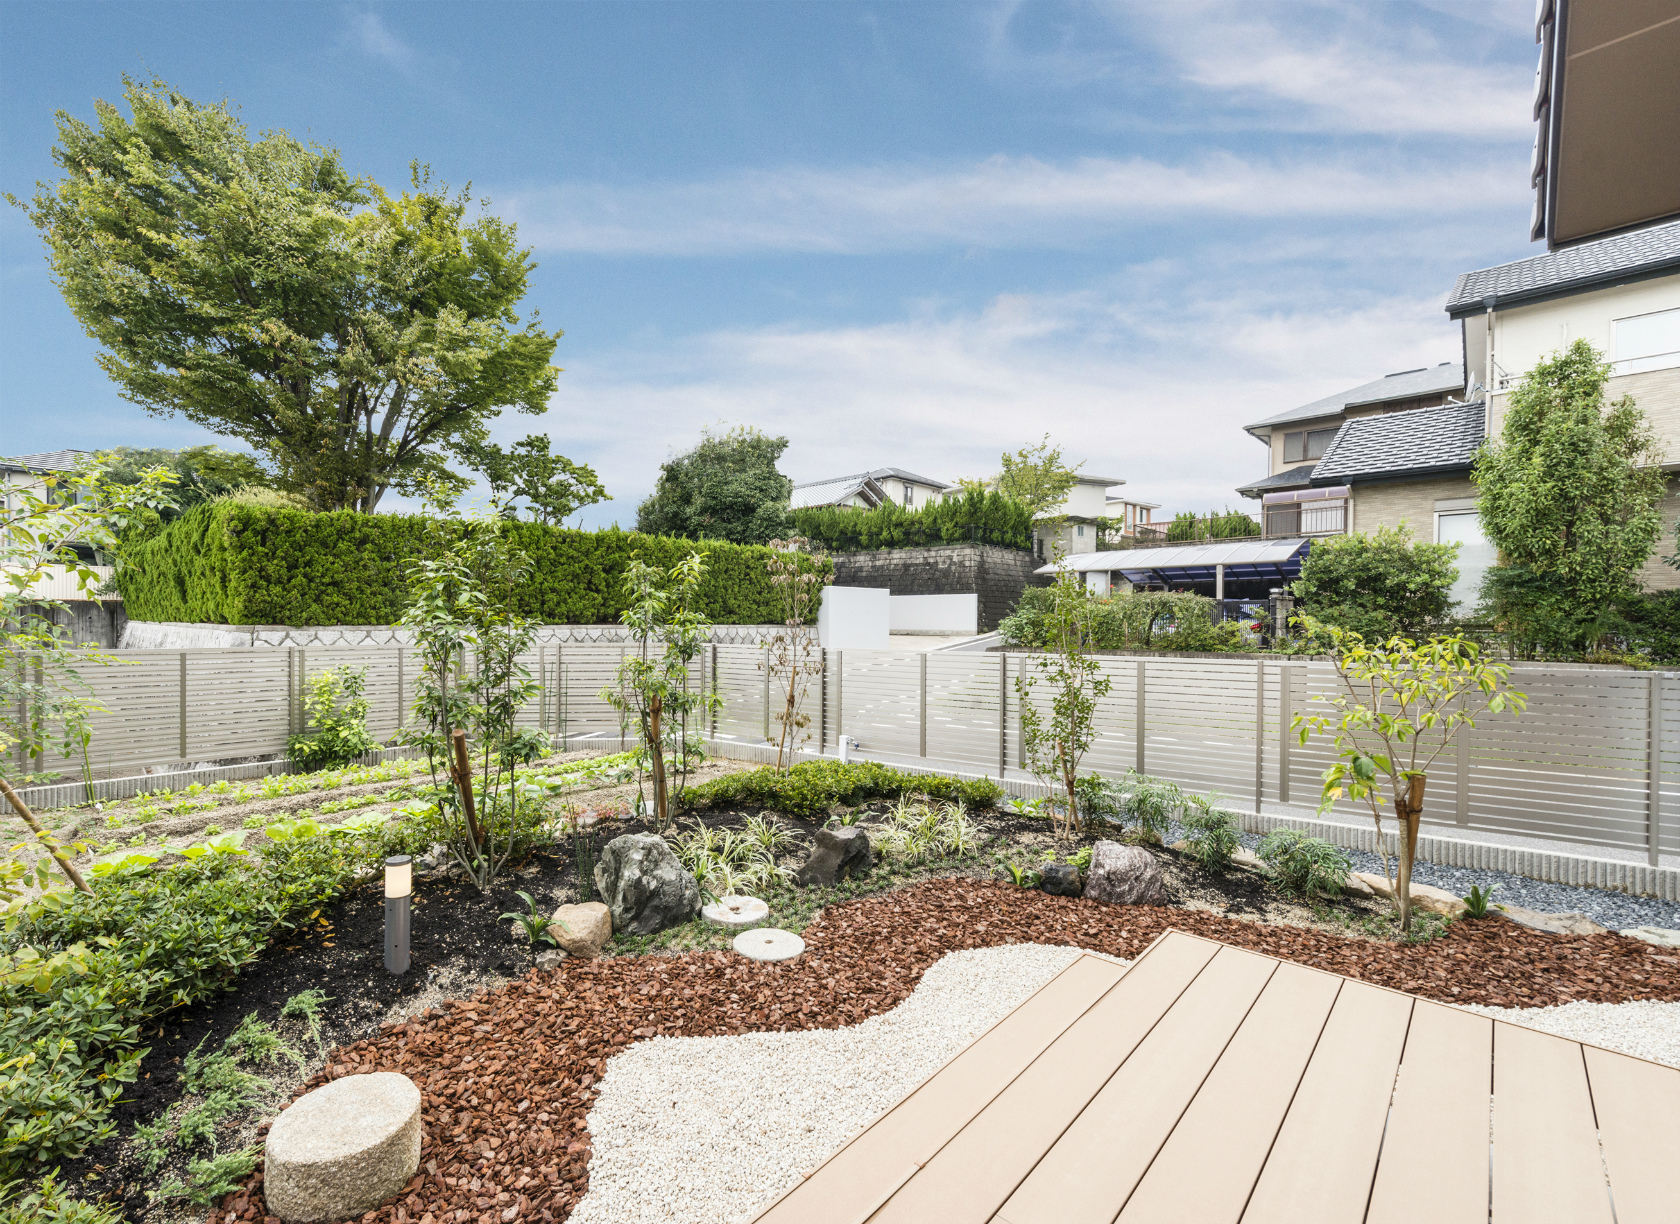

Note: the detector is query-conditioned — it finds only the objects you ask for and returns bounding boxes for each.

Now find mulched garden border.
[208,877,1680,1224]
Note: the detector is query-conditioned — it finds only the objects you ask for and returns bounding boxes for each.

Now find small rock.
[1351,872,1467,919]
[1230,847,1266,874]
[534,949,567,971]
[593,834,701,936]
[1621,925,1680,949]
[733,927,805,962]
[1495,905,1609,936]
[1039,864,1082,896]
[702,895,771,929]
[264,1072,422,1223]
[794,826,872,887]
[1082,841,1168,906]
[1341,873,1376,897]
[549,902,613,957]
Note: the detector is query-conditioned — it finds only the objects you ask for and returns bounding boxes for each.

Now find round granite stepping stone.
[264,1071,422,1223]
[703,895,770,929]
[733,926,805,962]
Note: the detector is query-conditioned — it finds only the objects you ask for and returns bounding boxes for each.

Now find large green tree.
[636,425,793,544]
[459,434,607,525]
[13,77,560,512]
[1474,339,1666,653]
[101,445,272,522]
[996,435,1082,518]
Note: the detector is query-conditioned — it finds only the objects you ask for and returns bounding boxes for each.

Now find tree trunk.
[0,775,92,894]
[1393,773,1427,932]
[649,694,669,830]
[451,729,484,849]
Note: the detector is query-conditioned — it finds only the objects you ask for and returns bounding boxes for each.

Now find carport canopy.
[1035,538,1311,588]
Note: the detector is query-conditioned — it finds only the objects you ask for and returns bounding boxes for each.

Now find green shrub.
[0,1172,124,1224]
[287,665,378,771]
[999,587,1244,653]
[1181,805,1240,874]
[792,489,1032,552]
[1290,525,1459,641]
[1256,828,1351,899]
[680,760,1002,819]
[116,501,829,626]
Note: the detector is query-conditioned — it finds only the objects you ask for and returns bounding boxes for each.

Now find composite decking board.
[1114,961,1344,1224]
[747,953,1135,1224]
[1364,999,1492,1224]
[987,947,1279,1224]
[1491,1022,1615,1224]
[1234,979,1413,1224]
[871,938,1251,1224]
[1582,1045,1680,1224]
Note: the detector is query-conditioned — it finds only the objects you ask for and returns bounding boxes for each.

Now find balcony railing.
[1262,495,1348,539]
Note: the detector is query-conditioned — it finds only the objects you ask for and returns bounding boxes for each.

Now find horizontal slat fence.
[9,645,1677,868]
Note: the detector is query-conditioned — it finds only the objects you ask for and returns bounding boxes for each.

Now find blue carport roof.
[1035,538,1312,585]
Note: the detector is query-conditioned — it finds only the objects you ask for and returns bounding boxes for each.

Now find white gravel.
[567,943,1107,1224]
[1457,998,1680,1068]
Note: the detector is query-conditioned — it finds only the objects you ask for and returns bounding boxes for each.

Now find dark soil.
[198,876,1680,1224]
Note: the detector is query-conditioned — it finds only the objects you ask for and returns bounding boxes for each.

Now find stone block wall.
[829,543,1043,631]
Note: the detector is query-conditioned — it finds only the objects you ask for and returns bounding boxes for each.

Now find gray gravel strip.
[1456,999,1680,1068]
[567,943,1107,1224]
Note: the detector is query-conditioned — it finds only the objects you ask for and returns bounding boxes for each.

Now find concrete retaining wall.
[829,543,1041,632]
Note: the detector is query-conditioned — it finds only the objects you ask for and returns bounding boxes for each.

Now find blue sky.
[2,1,1541,526]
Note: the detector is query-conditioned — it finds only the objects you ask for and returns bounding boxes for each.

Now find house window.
[1612,308,1680,376]
[904,486,913,507]
[1283,428,1339,463]
[1076,524,1084,537]
[1435,511,1495,612]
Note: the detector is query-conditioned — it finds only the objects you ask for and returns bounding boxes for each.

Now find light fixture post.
[384,855,412,974]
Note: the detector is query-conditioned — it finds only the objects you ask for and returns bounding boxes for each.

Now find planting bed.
[189,876,1679,1224]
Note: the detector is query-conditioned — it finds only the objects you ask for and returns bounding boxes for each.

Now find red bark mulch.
[210,878,1680,1224]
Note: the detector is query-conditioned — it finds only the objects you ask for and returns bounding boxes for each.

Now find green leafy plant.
[280,988,331,1054]
[791,488,1033,552]
[1293,620,1525,930]
[763,538,830,769]
[999,860,1042,889]
[1067,845,1093,872]
[1290,525,1461,642]
[501,891,559,948]
[683,760,1001,820]
[287,665,378,771]
[0,1170,126,1223]
[1462,883,1499,919]
[1257,829,1352,900]
[1181,801,1240,875]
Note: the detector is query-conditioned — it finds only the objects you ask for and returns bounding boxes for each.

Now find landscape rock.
[795,826,873,887]
[1621,926,1680,949]
[1231,847,1266,874]
[548,901,614,956]
[534,949,568,971]
[1351,872,1468,919]
[702,895,771,929]
[732,927,805,962]
[593,834,701,936]
[264,1072,422,1224]
[1082,841,1168,906]
[1341,873,1376,898]
[1039,863,1082,896]
[1495,905,1610,936]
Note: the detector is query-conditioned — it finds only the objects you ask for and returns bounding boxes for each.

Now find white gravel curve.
[567,943,1109,1224]
[1456,998,1680,1068]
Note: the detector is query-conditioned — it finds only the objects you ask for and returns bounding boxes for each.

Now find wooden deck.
[749,931,1680,1224]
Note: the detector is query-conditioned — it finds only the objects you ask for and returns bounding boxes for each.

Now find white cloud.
[516,286,1460,528]
[501,152,1519,257]
[346,11,417,70]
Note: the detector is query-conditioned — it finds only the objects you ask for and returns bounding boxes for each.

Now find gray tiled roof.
[1245,363,1463,431]
[1444,219,1680,317]
[0,450,93,474]
[1235,464,1317,499]
[1310,400,1485,484]
[789,473,886,510]
[865,467,951,489]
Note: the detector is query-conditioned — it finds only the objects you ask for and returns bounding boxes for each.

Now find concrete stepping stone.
[733,927,805,962]
[264,1071,422,1223]
[703,895,770,929]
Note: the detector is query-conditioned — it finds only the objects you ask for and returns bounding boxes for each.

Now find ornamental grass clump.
[1256,829,1352,900]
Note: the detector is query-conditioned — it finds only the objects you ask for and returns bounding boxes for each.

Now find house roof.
[1,450,94,475]
[1244,363,1464,432]
[1309,399,1485,485]
[1037,538,1312,584]
[1235,464,1318,499]
[1105,497,1161,509]
[1444,218,1680,318]
[789,473,888,510]
[864,467,951,489]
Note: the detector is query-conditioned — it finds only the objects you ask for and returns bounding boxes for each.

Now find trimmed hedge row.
[117,503,826,626]
[791,489,1031,552]
[679,759,1004,818]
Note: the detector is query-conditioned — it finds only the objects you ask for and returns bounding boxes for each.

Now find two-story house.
[1031,472,1128,561]
[790,467,952,512]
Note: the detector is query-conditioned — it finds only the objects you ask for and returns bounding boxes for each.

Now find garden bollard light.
[384,855,412,974]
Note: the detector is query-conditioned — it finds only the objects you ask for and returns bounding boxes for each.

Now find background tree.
[460,434,606,524]
[1290,525,1460,641]
[636,425,793,544]
[1474,340,1666,655]
[100,446,279,535]
[14,77,561,512]
[997,435,1082,518]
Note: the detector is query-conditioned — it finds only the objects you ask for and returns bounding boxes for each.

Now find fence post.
[1254,661,1265,814]
[397,647,405,731]
[997,653,1007,778]
[711,644,720,738]
[1135,660,1146,774]
[920,652,929,759]
[1277,663,1292,805]
[818,648,827,751]
[836,650,844,750]
[1456,707,1470,826]
[179,651,188,760]
[762,647,771,744]
[1649,673,1662,868]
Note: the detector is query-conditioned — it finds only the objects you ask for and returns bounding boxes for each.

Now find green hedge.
[680,759,1003,818]
[117,503,828,625]
[791,489,1031,552]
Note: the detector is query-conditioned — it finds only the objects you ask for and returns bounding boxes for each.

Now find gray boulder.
[593,834,701,935]
[1082,840,1168,906]
[795,826,873,887]
[1040,863,1083,896]
[264,1072,422,1223]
